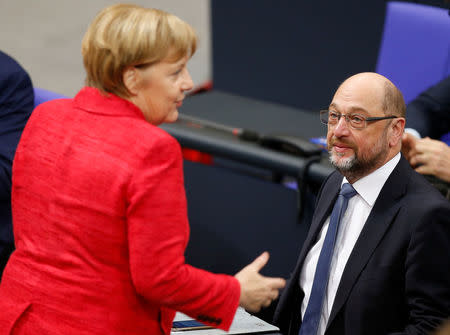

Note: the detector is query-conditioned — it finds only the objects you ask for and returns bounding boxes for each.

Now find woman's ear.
[123,67,140,96]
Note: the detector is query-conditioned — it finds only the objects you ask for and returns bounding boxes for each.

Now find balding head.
[336,72,406,118]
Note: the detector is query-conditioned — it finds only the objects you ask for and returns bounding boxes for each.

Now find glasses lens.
[320,111,368,129]
[349,114,366,129]
[328,111,340,124]
[320,110,329,124]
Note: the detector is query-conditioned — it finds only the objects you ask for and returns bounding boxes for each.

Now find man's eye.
[329,112,339,120]
[351,115,364,123]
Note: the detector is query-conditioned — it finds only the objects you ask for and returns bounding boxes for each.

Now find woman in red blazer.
[0,4,284,334]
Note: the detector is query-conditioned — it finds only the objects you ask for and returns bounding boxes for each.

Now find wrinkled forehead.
[331,77,385,114]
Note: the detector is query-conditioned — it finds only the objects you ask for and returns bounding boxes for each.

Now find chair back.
[33,87,68,108]
[376,1,450,103]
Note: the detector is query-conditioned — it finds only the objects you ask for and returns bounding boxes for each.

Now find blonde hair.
[82,3,197,98]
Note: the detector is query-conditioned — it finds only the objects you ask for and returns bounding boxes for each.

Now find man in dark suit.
[402,76,450,195]
[405,75,450,141]
[274,72,450,335]
[0,51,34,279]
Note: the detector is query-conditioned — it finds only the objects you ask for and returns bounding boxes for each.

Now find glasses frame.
[319,110,398,130]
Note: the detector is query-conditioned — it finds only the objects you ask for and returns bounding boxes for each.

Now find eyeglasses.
[319,110,398,129]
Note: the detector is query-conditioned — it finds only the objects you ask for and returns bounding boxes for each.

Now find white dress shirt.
[299,153,401,335]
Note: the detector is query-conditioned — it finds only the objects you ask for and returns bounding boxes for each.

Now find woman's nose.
[181,70,194,91]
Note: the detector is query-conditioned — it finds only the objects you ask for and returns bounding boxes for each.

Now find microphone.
[177,114,260,142]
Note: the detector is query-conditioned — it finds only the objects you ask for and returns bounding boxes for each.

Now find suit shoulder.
[29,98,73,121]
[406,170,448,203]
[0,51,28,78]
[390,157,448,206]
[401,171,450,221]
[113,121,181,165]
[131,122,179,149]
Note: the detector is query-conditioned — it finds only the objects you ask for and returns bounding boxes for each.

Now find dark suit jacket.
[0,51,33,277]
[406,75,450,140]
[274,156,450,335]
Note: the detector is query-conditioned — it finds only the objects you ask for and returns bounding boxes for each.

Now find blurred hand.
[407,136,450,183]
[234,252,286,313]
[401,132,418,161]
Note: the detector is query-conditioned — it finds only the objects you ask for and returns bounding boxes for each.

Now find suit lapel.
[327,157,409,329]
[295,172,342,278]
[274,172,341,334]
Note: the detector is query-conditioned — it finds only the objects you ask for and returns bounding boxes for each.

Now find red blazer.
[0,87,240,335]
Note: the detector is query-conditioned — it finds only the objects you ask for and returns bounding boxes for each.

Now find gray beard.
[329,152,356,171]
[328,123,392,181]
[328,140,389,181]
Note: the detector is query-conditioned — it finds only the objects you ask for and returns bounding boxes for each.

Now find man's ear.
[389,117,405,147]
[123,67,140,96]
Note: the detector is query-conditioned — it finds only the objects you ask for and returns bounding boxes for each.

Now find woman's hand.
[234,252,286,312]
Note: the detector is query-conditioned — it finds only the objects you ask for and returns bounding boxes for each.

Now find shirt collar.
[73,86,145,120]
[342,152,401,207]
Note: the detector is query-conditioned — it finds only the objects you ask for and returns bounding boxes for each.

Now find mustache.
[329,137,355,148]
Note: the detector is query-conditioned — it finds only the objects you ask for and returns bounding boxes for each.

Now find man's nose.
[333,116,351,137]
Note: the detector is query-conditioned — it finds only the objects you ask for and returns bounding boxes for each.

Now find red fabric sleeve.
[126,134,240,330]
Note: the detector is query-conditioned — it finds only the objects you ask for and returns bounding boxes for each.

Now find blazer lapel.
[295,173,342,276]
[327,157,409,329]
[274,172,341,334]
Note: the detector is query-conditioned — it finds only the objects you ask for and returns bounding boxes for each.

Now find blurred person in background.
[402,75,450,198]
[0,50,33,280]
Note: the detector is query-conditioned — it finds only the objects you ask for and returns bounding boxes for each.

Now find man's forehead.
[329,102,370,114]
[332,79,384,112]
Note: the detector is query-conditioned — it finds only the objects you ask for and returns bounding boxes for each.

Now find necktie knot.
[340,183,357,199]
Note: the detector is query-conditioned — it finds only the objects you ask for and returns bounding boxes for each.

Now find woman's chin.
[166,110,179,123]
